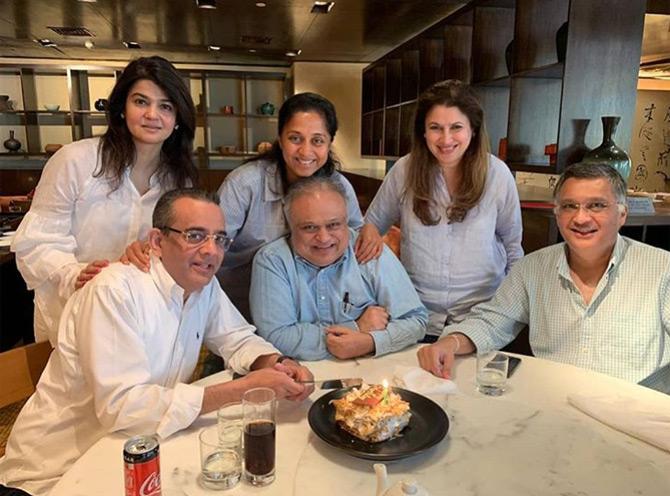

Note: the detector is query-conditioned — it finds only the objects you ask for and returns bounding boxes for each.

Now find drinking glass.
[199,424,241,490]
[242,387,276,486]
[476,352,509,396]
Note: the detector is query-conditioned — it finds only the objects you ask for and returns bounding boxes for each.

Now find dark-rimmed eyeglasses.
[554,201,620,216]
[160,226,233,250]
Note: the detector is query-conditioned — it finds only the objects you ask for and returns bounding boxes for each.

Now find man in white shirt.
[417,162,670,391]
[0,188,314,496]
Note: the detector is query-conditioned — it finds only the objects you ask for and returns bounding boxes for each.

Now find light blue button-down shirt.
[365,154,523,335]
[250,229,427,360]
[448,236,670,392]
[217,160,364,318]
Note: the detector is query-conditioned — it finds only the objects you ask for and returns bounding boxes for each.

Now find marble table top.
[50,347,670,496]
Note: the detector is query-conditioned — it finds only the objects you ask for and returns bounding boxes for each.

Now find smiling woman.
[10,56,198,345]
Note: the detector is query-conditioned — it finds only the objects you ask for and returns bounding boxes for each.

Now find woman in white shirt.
[363,80,523,337]
[11,56,198,345]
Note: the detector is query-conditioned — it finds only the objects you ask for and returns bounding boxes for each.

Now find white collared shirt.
[11,137,169,344]
[0,256,277,496]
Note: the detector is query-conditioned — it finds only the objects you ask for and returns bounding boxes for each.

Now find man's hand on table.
[274,358,314,401]
[325,326,375,359]
[242,367,310,401]
[417,333,472,380]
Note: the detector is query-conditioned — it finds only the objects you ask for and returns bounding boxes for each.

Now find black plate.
[307,386,449,461]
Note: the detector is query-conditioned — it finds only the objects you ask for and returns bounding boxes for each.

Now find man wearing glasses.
[250,176,427,361]
[0,188,314,496]
[418,162,670,393]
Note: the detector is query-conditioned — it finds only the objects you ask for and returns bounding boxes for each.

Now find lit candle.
[382,379,389,403]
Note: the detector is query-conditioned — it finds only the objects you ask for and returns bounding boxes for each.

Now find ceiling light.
[208,45,221,51]
[84,40,95,49]
[311,1,334,14]
[35,38,57,47]
[77,0,98,3]
[196,0,217,8]
[123,41,142,49]
[285,49,301,57]
[255,2,267,6]
[248,49,257,53]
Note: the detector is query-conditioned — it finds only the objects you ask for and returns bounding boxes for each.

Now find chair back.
[0,341,52,408]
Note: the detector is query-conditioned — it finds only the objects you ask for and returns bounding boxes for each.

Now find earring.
[174,124,179,130]
[120,113,125,119]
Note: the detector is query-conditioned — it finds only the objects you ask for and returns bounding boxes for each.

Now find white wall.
[291,62,385,178]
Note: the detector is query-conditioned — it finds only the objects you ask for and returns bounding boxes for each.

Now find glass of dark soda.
[242,387,276,486]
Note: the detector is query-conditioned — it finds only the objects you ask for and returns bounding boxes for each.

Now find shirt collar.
[557,234,625,279]
[263,161,285,202]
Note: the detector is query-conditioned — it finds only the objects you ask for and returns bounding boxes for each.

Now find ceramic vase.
[582,116,631,181]
[3,130,21,152]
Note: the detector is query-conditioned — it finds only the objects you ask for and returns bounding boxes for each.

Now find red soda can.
[124,435,162,496]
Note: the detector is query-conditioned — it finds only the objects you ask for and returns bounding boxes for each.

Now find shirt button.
[320,296,325,300]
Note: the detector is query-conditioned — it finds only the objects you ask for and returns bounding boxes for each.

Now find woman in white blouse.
[11,56,198,345]
[363,80,523,338]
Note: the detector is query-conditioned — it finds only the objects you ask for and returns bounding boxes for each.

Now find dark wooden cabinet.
[360,0,647,174]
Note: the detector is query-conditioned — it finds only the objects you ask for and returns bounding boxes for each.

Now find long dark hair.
[406,80,490,225]
[97,56,198,190]
[244,92,340,188]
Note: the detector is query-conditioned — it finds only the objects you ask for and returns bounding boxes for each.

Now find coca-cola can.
[124,435,162,496]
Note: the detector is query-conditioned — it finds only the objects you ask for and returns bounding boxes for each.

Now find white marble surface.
[50,348,670,496]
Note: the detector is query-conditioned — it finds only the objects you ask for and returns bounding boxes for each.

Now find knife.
[297,378,363,389]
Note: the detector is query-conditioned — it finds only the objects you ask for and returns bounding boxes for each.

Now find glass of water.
[199,422,241,490]
[476,352,509,396]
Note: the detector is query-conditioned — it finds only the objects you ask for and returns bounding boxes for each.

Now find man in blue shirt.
[250,176,427,361]
[418,162,670,392]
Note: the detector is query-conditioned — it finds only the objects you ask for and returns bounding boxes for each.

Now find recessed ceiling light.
[123,41,142,49]
[208,45,221,51]
[84,40,95,49]
[311,1,334,14]
[248,49,257,53]
[196,0,216,8]
[77,0,98,3]
[285,49,302,57]
[35,38,57,47]
[255,2,267,6]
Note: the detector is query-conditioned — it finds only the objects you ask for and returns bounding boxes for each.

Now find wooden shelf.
[360,0,646,175]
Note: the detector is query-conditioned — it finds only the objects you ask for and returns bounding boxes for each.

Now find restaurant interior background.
[1,0,670,349]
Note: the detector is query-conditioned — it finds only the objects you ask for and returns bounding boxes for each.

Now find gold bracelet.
[446,334,460,354]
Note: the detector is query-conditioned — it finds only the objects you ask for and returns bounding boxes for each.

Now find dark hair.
[283,175,347,224]
[153,188,220,229]
[245,92,340,188]
[97,56,198,190]
[553,162,627,204]
[406,80,490,225]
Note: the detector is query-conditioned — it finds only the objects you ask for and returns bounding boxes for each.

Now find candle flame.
[382,379,388,389]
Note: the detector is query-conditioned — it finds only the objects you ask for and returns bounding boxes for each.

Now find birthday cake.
[330,384,411,443]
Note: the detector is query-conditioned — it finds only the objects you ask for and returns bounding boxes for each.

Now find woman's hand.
[354,223,384,264]
[120,240,151,272]
[75,260,110,290]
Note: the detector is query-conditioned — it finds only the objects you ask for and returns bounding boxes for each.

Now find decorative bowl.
[44,104,60,112]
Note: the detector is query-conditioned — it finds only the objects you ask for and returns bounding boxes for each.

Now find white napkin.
[393,365,459,396]
[568,392,670,453]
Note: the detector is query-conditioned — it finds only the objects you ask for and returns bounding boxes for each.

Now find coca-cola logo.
[139,471,161,496]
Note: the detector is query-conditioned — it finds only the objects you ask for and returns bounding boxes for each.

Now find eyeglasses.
[161,226,233,250]
[555,201,619,215]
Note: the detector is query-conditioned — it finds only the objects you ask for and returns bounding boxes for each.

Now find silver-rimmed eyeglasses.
[161,226,233,250]
[554,201,621,216]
